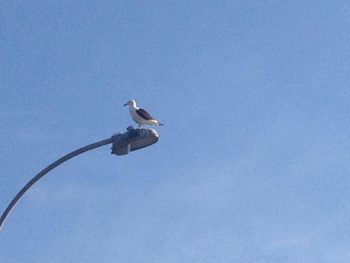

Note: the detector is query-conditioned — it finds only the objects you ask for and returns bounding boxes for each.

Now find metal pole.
[0,137,112,231]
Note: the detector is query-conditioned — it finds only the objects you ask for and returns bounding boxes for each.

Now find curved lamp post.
[0,126,159,231]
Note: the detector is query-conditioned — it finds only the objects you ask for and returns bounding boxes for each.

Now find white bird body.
[124,99,163,127]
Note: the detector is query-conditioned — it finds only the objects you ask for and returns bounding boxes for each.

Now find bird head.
[123,99,136,107]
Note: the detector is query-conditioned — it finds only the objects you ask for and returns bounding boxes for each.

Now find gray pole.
[0,137,112,231]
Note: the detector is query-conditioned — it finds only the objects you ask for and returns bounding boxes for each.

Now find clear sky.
[1,1,350,262]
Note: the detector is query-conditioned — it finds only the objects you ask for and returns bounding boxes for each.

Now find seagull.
[124,99,164,127]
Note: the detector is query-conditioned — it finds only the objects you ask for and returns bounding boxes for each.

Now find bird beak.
[123,103,128,106]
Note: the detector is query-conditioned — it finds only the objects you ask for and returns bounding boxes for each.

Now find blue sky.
[1,1,350,262]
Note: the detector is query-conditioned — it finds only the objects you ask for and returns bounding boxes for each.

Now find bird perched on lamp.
[124,99,164,128]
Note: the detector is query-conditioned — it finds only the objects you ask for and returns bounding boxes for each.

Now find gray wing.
[136,108,154,120]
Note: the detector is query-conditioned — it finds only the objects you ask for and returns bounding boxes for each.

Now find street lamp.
[0,126,159,231]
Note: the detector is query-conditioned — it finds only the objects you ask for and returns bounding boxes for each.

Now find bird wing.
[136,108,154,120]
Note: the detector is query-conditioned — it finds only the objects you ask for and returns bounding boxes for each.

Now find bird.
[124,99,164,128]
